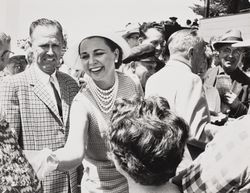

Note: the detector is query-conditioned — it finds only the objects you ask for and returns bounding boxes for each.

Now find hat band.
[222,37,243,41]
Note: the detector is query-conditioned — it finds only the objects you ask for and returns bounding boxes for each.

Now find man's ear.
[28,38,32,48]
[187,47,194,59]
[138,37,143,44]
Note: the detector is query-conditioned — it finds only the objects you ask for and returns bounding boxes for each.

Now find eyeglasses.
[220,47,241,57]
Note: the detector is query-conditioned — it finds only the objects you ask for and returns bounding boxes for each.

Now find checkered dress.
[0,66,80,193]
[181,115,250,193]
[73,71,141,193]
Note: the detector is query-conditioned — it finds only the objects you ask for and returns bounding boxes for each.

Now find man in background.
[146,29,218,170]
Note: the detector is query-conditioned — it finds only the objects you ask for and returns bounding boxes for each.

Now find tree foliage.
[190,0,250,17]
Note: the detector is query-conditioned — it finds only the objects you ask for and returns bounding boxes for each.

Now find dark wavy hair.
[107,96,189,186]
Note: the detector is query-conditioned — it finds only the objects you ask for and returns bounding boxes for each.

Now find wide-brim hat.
[78,31,131,60]
[122,23,140,38]
[232,39,250,48]
[213,29,243,50]
[64,31,131,70]
[8,48,28,64]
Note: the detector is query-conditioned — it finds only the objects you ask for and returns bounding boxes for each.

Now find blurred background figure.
[3,50,28,76]
[186,19,192,28]
[140,23,165,59]
[122,22,141,48]
[203,29,250,120]
[0,32,11,80]
[62,46,85,86]
[107,96,189,193]
[191,18,199,29]
[121,43,157,92]
[0,107,42,193]
[200,40,222,119]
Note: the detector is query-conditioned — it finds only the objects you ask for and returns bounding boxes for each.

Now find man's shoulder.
[1,70,29,85]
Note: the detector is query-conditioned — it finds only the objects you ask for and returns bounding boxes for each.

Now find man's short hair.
[29,18,63,40]
[167,29,203,55]
[107,96,189,186]
[140,22,165,40]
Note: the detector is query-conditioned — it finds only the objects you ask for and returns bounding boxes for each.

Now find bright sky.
[1,0,202,47]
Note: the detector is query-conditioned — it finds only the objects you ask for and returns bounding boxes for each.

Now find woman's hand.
[24,148,55,180]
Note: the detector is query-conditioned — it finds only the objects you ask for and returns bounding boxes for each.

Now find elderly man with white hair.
[145,29,219,171]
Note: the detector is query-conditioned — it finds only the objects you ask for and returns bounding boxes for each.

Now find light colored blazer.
[0,65,80,193]
[145,60,210,141]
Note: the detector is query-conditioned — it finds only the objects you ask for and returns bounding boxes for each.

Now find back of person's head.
[29,18,63,40]
[167,29,203,56]
[107,96,189,186]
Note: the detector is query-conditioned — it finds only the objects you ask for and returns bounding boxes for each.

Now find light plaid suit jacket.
[0,66,80,193]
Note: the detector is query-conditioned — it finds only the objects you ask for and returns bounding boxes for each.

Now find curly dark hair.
[107,96,189,186]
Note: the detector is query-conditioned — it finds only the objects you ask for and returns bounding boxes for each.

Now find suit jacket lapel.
[56,71,70,125]
[27,66,63,124]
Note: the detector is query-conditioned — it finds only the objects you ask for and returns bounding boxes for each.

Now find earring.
[115,59,118,63]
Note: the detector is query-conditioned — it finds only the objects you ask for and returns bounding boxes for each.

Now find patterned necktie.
[50,76,63,121]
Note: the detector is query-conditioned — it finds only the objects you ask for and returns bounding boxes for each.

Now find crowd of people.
[0,16,250,193]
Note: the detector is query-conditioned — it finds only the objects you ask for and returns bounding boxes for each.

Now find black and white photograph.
[1,0,250,192]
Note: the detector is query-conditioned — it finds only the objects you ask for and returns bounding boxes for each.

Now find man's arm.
[229,67,250,86]
[175,75,210,142]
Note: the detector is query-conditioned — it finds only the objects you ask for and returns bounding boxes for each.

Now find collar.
[34,64,57,85]
[217,65,225,75]
[169,55,192,71]
[167,56,192,72]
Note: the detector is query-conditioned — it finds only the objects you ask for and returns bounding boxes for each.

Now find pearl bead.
[86,73,119,114]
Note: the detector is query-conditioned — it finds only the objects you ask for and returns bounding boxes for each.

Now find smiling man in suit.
[0,18,79,193]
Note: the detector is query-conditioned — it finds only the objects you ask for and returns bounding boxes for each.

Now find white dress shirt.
[34,65,61,112]
[145,59,210,141]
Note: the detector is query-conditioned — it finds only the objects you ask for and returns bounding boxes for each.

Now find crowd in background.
[0,15,250,193]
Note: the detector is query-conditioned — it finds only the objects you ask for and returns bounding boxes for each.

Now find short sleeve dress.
[72,71,141,193]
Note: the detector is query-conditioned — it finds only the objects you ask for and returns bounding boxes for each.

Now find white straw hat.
[78,31,131,60]
[232,39,250,48]
[213,29,243,50]
[64,31,131,70]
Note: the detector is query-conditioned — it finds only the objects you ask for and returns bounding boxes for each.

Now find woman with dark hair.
[37,32,141,193]
[107,96,189,193]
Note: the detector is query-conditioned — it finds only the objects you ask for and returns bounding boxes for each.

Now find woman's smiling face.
[79,37,118,86]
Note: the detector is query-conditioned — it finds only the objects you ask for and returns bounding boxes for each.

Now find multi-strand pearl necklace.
[86,73,119,114]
